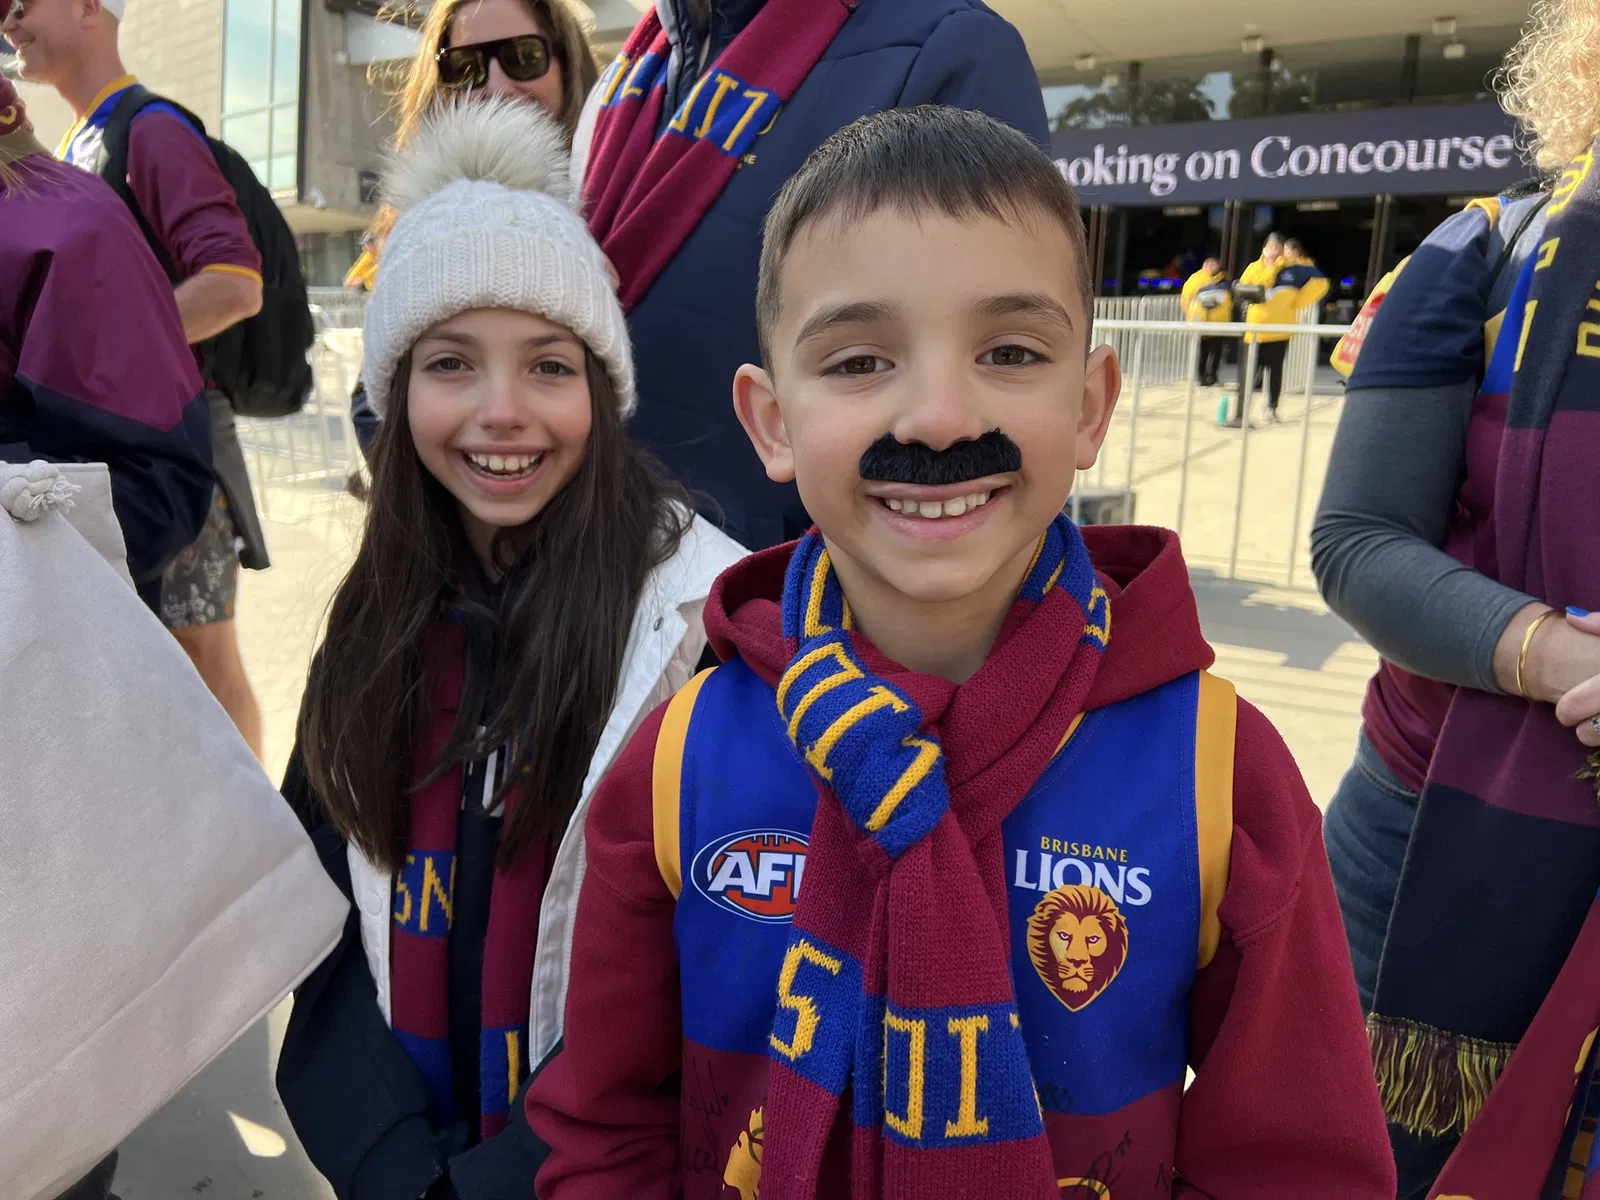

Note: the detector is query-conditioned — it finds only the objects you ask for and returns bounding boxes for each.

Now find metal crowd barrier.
[237,292,1353,588]
[1075,318,1351,588]
[233,293,367,520]
[1091,295,1186,387]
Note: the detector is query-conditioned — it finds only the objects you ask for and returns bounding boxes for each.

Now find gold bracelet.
[1516,609,1560,699]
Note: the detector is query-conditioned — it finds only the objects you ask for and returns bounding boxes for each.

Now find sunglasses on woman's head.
[436,34,553,89]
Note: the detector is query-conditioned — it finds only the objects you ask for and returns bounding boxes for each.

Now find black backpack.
[99,85,314,419]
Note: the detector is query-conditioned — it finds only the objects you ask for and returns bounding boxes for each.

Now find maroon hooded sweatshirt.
[527,525,1394,1198]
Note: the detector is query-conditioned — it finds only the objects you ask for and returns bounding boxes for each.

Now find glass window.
[222,0,302,192]
[1041,26,1519,130]
[270,153,297,190]
[273,0,300,106]
[221,110,270,163]
[222,3,271,113]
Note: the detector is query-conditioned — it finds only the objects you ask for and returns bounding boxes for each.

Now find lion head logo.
[1027,885,1129,1012]
[723,1105,763,1200]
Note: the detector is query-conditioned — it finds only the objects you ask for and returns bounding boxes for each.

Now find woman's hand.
[1494,604,1600,703]
[1555,610,1600,746]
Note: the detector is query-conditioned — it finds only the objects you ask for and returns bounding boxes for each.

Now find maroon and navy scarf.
[1365,143,1600,1198]
[758,515,1110,1199]
[389,621,550,1140]
[582,0,852,311]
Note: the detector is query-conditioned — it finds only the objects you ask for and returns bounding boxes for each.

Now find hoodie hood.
[705,524,1213,710]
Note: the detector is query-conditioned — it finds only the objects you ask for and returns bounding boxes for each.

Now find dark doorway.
[1107,204,1227,296]
[1388,196,1463,265]
[1269,198,1378,322]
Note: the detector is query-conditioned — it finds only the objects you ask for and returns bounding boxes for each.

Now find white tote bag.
[0,461,347,1200]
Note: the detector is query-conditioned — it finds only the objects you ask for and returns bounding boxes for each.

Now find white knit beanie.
[361,96,633,418]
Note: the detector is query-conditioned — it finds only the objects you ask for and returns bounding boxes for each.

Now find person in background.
[4,0,269,757]
[1181,255,1231,387]
[575,0,1051,551]
[0,69,213,1200]
[1310,1,1600,1191]
[276,97,744,1198]
[0,74,211,615]
[344,0,599,461]
[1237,233,1327,423]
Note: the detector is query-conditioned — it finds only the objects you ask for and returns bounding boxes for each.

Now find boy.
[527,107,1393,1199]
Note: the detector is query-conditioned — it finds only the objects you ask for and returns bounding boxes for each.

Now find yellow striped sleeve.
[198,262,264,284]
[1194,671,1237,969]
[651,668,714,899]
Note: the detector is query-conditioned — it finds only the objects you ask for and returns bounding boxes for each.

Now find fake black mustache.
[858,430,1022,488]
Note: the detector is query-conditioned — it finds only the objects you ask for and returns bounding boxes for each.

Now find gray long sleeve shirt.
[1309,191,1548,695]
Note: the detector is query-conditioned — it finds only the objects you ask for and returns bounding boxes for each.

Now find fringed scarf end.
[1578,750,1600,805]
[1367,1012,1515,1137]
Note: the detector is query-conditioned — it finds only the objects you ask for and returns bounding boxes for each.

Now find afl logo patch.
[691,829,808,922]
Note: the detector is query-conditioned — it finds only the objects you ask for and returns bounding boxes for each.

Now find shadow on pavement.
[1190,568,1362,672]
[113,1014,332,1200]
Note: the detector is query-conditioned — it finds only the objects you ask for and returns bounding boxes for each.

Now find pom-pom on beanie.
[361,95,633,417]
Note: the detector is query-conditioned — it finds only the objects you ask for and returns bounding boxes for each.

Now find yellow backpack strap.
[651,667,715,899]
[1195,671,1237,969]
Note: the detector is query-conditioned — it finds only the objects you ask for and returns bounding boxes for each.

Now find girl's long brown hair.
[300,351,690,871]
[367,0,599,249]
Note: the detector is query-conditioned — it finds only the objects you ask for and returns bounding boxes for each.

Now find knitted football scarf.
[759,515,1110,1199]
[390,621,551,1140]
[1366,142,1600,1198]
[582,0,852,310]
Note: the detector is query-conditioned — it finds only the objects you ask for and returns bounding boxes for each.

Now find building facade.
[8,0,1534,300]
[993,0,1532,311]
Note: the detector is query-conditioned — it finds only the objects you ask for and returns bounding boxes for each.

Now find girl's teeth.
[468,452,541,475]
[883,490,994,519]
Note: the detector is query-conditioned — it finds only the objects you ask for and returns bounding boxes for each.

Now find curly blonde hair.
[1498,0,1600,170]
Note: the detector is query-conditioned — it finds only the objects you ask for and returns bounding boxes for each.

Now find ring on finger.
[1591,715,1600,737]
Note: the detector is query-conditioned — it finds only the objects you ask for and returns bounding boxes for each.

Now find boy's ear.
[1075,345,1122,471]
[732,364,796,484]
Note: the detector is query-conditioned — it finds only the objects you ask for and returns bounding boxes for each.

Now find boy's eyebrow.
[975,292,1076,332]
[794,299,900,349]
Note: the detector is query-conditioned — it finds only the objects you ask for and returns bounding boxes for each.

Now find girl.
[277,95,744,1199]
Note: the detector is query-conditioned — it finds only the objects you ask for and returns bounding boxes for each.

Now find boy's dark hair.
[755,106,1094,364]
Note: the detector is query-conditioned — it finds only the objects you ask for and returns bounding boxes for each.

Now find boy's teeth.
[883,490,993,519]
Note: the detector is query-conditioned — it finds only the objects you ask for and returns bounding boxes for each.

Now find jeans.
[1198,336,1226,385]
[1323,732,1418,1011]
[1324,732,1460,1199]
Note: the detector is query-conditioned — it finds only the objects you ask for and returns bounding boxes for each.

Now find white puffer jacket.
[346,512,745,1068]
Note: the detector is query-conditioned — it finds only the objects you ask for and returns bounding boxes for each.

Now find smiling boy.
[527,107,1392,1199]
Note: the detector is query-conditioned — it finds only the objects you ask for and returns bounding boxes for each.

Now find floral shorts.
[159,486,240,630]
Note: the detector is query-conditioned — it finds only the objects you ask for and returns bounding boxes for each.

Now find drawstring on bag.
[1,461,79,522]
